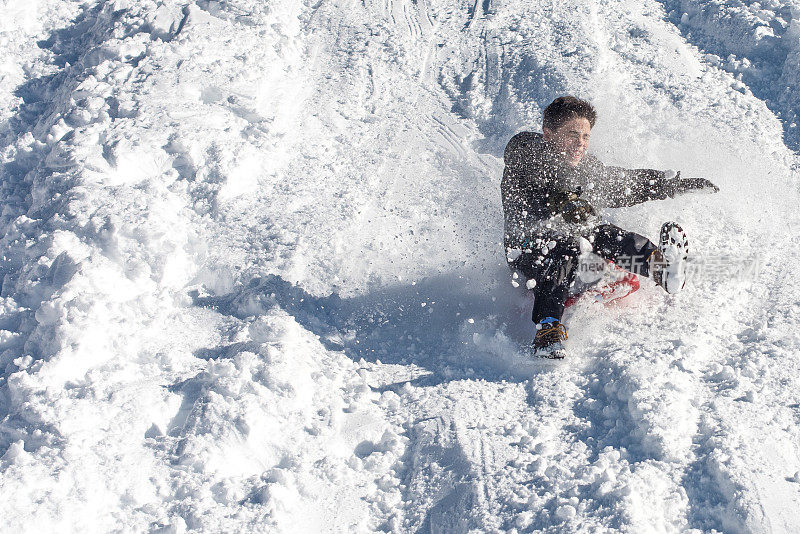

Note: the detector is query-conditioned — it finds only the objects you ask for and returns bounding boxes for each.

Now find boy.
[502,96,718,358]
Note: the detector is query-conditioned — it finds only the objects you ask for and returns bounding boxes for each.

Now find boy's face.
[543,116,592,167]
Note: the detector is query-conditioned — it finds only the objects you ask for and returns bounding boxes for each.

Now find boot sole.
[659,222,689,294]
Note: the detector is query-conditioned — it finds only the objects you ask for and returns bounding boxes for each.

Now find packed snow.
[1,0,800,532]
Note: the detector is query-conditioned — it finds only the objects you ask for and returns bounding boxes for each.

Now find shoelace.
[536,322,568,343]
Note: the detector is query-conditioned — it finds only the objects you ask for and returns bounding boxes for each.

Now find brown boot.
[533,320,568,359]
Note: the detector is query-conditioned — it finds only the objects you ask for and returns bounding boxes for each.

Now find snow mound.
[2,0,800,531]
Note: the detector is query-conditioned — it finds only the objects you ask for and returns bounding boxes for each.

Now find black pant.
[509,224,657,323]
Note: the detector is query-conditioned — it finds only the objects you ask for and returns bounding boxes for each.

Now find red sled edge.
[564,271,640,308]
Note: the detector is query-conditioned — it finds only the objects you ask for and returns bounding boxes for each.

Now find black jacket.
[501,132,677,249]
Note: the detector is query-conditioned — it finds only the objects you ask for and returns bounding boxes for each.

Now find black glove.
[668,173,719,197]
[561,198,596,223]
[551,190,596,223]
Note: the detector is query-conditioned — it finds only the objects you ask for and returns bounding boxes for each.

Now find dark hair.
[543,96,597,131]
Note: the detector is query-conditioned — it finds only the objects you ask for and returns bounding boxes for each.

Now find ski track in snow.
[2,0,800,532]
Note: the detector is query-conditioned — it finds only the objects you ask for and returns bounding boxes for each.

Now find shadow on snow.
[191,272,539,384]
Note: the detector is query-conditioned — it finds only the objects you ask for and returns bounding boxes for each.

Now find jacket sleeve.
[586,157,676,208]
[501,168,543,247]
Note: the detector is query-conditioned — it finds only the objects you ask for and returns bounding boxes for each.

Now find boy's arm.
[602,166,674,207]
[501,169,541,247]
[501,133,559,246]
[589,158,718,208]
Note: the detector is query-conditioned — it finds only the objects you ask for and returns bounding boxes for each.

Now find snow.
[661,0,800,150]
[1,0,800,532]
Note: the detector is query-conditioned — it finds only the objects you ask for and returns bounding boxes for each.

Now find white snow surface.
[1,0,800,532]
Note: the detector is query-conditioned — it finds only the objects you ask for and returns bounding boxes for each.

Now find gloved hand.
[556,192,597,223]
[667,172,719,197]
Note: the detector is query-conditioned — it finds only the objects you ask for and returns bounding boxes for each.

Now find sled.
[511,253,640,324]
[564,257,639,308]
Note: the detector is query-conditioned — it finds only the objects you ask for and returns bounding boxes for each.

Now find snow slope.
[1,0,800,531]
[659,0,800,151]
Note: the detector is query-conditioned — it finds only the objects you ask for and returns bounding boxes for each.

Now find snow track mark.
[396,379,535,532]
[403,414,485,532]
